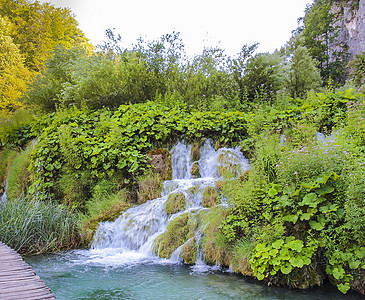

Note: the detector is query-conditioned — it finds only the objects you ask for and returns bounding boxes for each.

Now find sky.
[37,0,314,56]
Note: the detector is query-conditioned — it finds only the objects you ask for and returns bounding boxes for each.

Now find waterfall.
[90,140,250,266]
[0,180,7,204]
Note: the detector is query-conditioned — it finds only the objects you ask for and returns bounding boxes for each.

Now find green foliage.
[302,0,349,84]
[6,141,33,200]
[28,103,248,205]
[250,237,317,280]
[24,45,88,112]
[0,197,81,254]
[0,147,17,193]
[0,0,90,72]
[349,52,365,87]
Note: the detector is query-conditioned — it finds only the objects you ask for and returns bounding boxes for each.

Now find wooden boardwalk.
[0,241,56,300]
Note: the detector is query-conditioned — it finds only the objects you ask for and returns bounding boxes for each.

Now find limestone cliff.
[331,0,365,59]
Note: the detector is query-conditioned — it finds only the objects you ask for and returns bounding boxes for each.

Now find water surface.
[25,250,363,300]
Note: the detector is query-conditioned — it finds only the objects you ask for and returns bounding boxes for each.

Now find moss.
[182,238,198,264]
[189,185,199,195]
[164,191,186,214]
[82,200,131,245]
[154,213,190,258]
[191,141,200,162]
[137,171,163,204]
[191,161,200,178]
[217,150,241,178]
[201,206,232,266]
[202,186,219,207]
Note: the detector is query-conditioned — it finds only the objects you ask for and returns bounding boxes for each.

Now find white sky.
[37,0,314,56]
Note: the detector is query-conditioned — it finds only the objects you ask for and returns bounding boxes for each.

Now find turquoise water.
[24,250,364,300]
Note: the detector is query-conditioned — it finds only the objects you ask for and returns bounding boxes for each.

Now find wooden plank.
[0,241,56,299]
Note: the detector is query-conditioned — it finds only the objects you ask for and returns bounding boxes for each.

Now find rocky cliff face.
[332,0,365,59]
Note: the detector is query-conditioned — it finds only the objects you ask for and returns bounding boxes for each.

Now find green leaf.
[282,214,298,223]
[272,239,284,249]
[281,262,293,274]
[299,192,318,207]
[337,283,350,294]
[315,184,334,196]
[349,260,361,269]
[289,257,304,268]
[309,220,324,231]
[268,187,278,197]
[332,267,345,280]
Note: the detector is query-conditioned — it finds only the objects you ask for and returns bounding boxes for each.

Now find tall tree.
[0,0,90,72]
[301,0,349,84]
[0,16,33,112]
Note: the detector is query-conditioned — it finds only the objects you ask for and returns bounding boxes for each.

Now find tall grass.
[0,197,81,254]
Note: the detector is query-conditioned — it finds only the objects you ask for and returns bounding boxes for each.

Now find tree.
[24,45,88,111]
[241,52,286,103]
[0,17,33,112]
[301,0,349,84]
[0,0,91,72]
[282,33,322,98]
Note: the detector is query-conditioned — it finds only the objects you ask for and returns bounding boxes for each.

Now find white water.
[0,180,7,204]
[90,140,250,267]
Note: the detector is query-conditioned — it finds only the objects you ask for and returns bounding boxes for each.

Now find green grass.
[0,197,81,254]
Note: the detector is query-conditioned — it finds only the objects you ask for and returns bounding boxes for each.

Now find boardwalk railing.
[0,241,56,300]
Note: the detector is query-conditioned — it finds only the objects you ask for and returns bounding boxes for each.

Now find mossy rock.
[82,201,131,245]
[202,186,219,208]
[191,142,200,162]
[217,151,240,178]
[201,206,231,266]
[164,191,186,214]
[182,238,197,264]
[191,162,200,178]
[137,172,163,204]
[147,148,172,181]
[154,213,190,258]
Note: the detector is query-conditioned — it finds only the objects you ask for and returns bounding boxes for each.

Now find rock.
[191,161,200,178]
[330,0,365,60]
[154,213,190,258]
[182,238,198,264]
[202,186,219,207]
[191,142,200,162]
[147,148,172,181]
[164,191,186,214]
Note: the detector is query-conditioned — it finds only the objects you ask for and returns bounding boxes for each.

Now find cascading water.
[25,140,363,299]
[90,140,250,266]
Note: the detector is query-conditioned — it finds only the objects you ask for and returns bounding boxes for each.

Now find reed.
[0,197,81,254]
